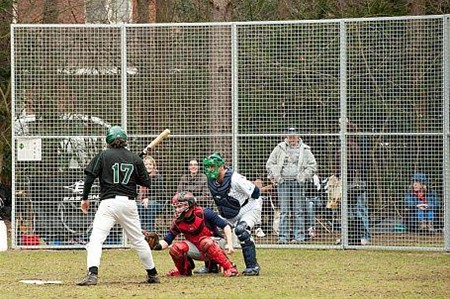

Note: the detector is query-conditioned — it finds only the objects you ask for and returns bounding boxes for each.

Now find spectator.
[153,191,238,277]
[0,183,12,221]
[304,174,322,239]
[137,155,167,232]
[203,152,262,276]
[177,159,212,208]
[266,127,318,244]
[404,173,440,233]
[334,119,371,245]
[253,178,276,238]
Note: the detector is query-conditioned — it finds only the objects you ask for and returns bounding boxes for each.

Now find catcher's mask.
[106,126,127,144]
[172,191,197,219]
[203,152,225,180]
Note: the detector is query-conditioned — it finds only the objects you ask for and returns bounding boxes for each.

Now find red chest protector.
[174,206,213,243]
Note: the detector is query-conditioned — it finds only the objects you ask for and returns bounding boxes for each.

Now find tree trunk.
[136,0,152,23]
[208,0,232,159]
[85,0,109,23]
[406,0,426,15]
[406,0,427,171]
[1,1,16,182]
[156,0,173,22]
[278,0,293,19]
[43,0,59,23]
[210,0,232,21]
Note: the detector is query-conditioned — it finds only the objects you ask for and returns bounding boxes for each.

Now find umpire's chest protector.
[208,169,241,219]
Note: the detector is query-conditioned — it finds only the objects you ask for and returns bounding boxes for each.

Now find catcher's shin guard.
[199,237,232,270]
[169,241,194,275]
[241,239,258,269]
[235,221,258,268]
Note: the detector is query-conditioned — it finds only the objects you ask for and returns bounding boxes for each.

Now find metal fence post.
[340,20,348,248]
[443,15,450,252]
[232,23,239,170]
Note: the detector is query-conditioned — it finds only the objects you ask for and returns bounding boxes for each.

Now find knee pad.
[169,241,189,259]
[199,237,215,253]
[235,221,251,242]
[199,238,231,270]
[169,242,194,275]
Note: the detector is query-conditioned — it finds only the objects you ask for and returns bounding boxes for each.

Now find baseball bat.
[141,129,171,156]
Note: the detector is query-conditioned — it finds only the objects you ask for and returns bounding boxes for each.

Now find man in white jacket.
[266,127,318,244]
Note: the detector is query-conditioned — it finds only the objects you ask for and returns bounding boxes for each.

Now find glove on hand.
[143,230,160,250]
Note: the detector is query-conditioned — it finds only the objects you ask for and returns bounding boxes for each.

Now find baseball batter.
[77,126,160,286]
[203,152,262,276]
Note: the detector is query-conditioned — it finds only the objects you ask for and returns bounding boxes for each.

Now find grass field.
[0,247,448,299]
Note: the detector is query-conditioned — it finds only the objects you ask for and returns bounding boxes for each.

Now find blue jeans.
[137,200,166,231]
[417,210,435,222]
[306,196,319,229]
[277,180,306,241]
[348,191,371,241]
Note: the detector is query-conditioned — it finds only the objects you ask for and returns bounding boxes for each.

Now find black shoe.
[77,273,98,286]
[146,274,161,284]
[242,265,260,276]
[194,262,219,274]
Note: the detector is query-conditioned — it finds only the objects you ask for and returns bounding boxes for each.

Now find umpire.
[77,126,160,286]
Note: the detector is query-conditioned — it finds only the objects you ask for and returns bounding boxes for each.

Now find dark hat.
[411,173,428,185]
[285,127,299,135]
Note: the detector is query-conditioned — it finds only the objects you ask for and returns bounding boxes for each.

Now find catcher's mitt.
[143,230,160,249]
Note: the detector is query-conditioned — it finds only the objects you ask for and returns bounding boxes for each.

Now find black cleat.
[242,265,260,276]
[77,273,98,286]
[146,274,161,284]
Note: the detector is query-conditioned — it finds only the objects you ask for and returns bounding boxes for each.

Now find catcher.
[148,191,239,277]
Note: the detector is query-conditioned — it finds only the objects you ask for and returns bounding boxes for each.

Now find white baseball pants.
[86,196,156,270]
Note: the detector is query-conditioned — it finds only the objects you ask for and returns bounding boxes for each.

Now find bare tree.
[135,0,153,23]
[0,0,13,184]
[208,0,232,158]
[209,0,231,21]
[43,0,60,23]
[426,0,450,14]
[278,0,293,19]
[405,0,429,174]
[85,0,109,23]
[155,0,174,22]
[406,0,426,15]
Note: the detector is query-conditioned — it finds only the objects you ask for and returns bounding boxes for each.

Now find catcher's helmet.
[106,126,127,144]
[172,191,197,219]
[203,152,225,180]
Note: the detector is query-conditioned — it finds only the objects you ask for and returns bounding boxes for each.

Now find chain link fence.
[11,15,450,250]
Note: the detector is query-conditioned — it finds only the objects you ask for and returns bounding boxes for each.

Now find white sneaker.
[255,228,266,238]
[308,227,317,238]
[360,239,370,245]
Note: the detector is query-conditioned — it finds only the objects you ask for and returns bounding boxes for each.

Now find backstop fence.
[11,15,450,251]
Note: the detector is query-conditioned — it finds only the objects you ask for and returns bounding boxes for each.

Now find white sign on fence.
[17,138,42,161]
